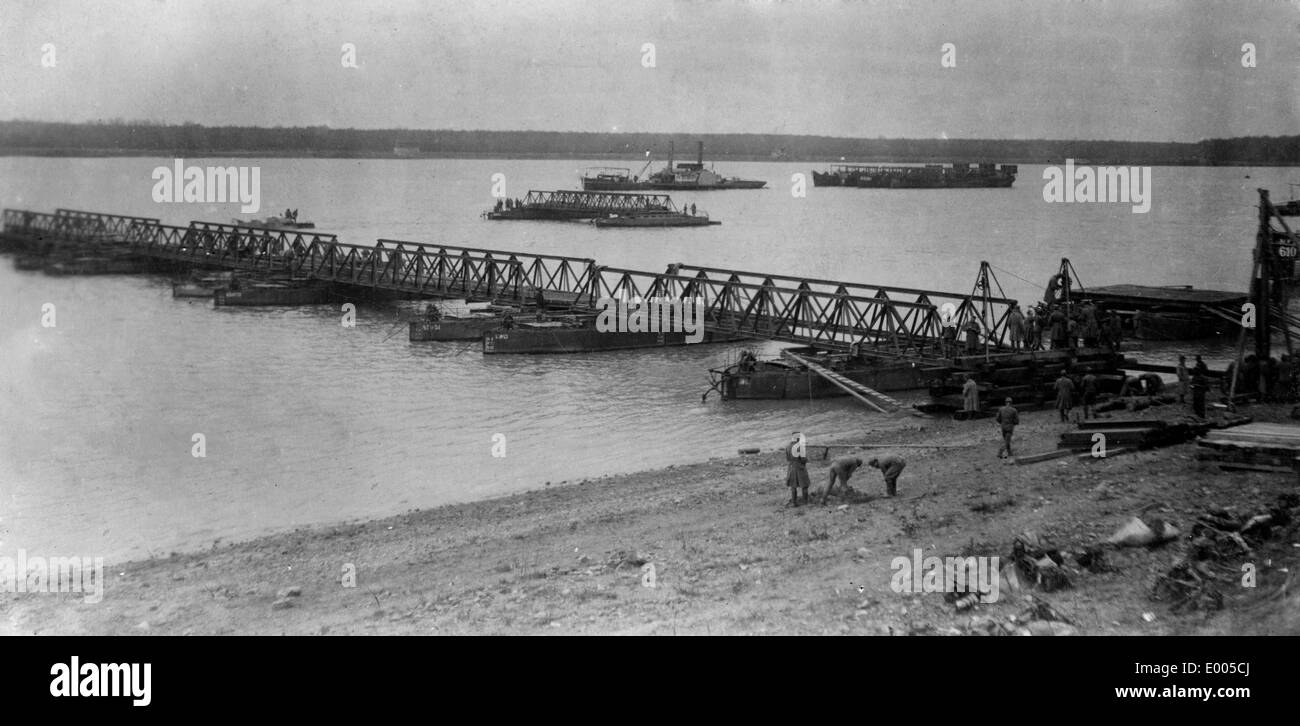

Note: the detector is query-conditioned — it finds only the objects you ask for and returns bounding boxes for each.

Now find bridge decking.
[3,207,1022,359]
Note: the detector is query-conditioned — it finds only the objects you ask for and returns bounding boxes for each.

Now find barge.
[214,280,332,306]
[410,315,504,341]
[811,162,1017,188]
[1086,284,1247,340]
[173,272,237,298]
[708,348,939,399]
[44,254,150,275]
[707,346,1131,411]
[593,209,719,228]
[484,190,679,221]
[482,318,744,354]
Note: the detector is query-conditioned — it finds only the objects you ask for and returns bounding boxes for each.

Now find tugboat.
[235,208,316,229]
[581,142,766,191]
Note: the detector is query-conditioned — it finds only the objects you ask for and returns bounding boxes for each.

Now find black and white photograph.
[1,0,1297,689]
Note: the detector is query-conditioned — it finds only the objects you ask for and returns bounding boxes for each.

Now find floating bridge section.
[2,207,1019,357]
[0,209,599,306]
[1,208,160,251]
[519,189,676,213]
[125,222,598,305]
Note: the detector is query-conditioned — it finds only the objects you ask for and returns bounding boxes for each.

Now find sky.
[1,0,1297,141]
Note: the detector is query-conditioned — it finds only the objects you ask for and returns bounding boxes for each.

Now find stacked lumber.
[1196,423,1300,473]
[1058,418,1182,452]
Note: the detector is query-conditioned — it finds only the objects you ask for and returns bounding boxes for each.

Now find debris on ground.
[1105,515,1180,548]
[1152,493,1300,613]
[1074,546,1113,573]
[1009,596,1078,635]
[1011,532,1072,592]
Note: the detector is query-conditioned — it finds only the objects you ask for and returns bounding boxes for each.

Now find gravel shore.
[6,404,1299,635]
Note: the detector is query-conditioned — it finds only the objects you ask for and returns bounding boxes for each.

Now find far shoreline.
[1,149,1296,167]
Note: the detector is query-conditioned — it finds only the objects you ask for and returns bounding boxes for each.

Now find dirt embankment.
[5,405,1299,636]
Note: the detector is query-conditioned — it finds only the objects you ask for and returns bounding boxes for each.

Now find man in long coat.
[962,375,980,414]
[1055,374,1075,422]
[785,432,810,507]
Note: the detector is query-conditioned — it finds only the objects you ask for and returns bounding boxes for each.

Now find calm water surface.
[0,157,1290,560]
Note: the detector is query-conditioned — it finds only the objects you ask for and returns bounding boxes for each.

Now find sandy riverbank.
[5,403,1299,636]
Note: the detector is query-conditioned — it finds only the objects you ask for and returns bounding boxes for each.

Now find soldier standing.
[963,318,981,354]
[995,398,1019,459]
[1055,373,1075,422]
[941,321,958,358]
[962,374,980,414]
[1081,372,1099,419]
[1007,305,1025,352]
[1190,372,1209,418]
[1176,355,1190,403]
[785,432,810,507]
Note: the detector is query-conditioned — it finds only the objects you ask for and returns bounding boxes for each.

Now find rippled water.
[0,157,1290,561]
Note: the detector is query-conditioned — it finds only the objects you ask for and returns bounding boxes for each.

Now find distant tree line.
[1,119,1297,165]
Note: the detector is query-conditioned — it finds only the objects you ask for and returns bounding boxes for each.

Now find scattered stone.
[1017,620,1078,636]
[277,586,302,599]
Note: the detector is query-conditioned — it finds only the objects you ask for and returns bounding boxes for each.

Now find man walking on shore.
[785,432,810,507]
[1055,373,1075,422]
[1081,372,1098,419]
[867,455,906,497]
[821,455,863,504]
[995,397,1019,459]
[1176,355,1190,404]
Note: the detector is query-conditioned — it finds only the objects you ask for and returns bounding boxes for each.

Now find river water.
[0,157,1290,561]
